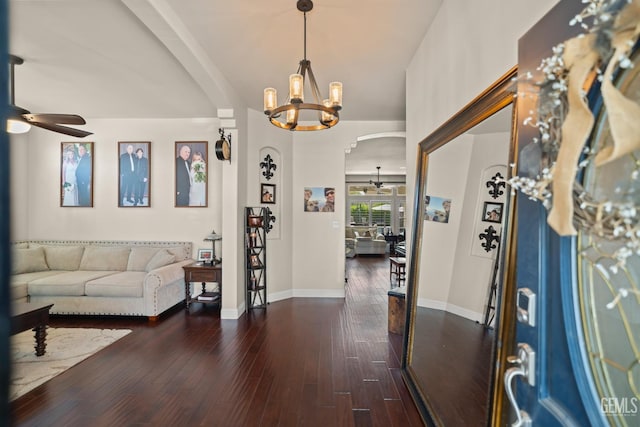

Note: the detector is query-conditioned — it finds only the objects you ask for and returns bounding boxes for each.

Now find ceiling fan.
[370,166,384,188]
[7,54,93,138]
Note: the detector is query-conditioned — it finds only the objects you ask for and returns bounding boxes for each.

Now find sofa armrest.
[144,259,193,292]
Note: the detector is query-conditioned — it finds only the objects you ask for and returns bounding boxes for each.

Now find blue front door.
[507,0,636,425]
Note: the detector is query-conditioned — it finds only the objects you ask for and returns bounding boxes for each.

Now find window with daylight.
[346,184,405,233]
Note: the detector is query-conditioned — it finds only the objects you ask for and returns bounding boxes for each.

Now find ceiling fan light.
[6,119,30,134]
[264,88,277,113]
[289,74,304,102]
[329,82,342,108]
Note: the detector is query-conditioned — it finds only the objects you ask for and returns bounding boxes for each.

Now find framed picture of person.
[261,183,276,204]
[175,141,208,207]
[60,142,94,207]
[482,201,503,223]
[118,141,151,207]
[303,187,335,212]
[424,194,451,223]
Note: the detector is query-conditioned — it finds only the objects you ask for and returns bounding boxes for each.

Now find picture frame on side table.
[175,141,208,207]
[261,183,276,204]
[118,141,151,207]
[60,142,94,207]
[197,249,214,264]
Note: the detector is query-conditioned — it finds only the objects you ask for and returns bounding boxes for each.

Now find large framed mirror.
[402,66,518,426]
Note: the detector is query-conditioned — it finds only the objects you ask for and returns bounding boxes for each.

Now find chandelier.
[263,0,342,131]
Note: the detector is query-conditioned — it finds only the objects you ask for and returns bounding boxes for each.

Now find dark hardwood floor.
[10,255,423,427]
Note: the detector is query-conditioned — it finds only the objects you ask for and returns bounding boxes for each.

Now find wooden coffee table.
[11,302,54,356]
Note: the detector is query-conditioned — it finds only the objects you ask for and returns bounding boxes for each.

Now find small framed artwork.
[482,201,503,223]
[175,141,208,207]
[60,142,94,207]
[118,141,151,207]
[261,183,276,204]
[303,187,335,212]
[197,249,214,263]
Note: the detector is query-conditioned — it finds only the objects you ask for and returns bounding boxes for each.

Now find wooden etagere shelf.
[245,207,268,310]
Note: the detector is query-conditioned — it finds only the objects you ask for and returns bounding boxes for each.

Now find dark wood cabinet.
[183,263,222,311]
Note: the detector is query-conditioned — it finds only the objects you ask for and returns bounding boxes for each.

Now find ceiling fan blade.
[29,121,93,138]
[23,113,87,125]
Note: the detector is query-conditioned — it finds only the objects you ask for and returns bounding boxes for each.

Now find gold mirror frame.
[401,66,518,426]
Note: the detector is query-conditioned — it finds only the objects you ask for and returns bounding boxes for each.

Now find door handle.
[504,343,535,427]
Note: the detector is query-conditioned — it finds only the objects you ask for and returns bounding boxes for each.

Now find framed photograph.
[482,201,503,223]
[197,248,214,263]
[118,141,151,207]
[424,195,451,223]
[60,142,94,207]
[261,183,276,204]
[175,141,208,207]
[303,187,335,212]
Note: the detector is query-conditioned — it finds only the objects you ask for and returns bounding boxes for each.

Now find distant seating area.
[345,226,387,256]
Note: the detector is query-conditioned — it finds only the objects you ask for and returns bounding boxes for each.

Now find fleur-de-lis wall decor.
[266,207,276,233]
[478,225,500,253]
[486,172,506,199]
[260,155,277,181]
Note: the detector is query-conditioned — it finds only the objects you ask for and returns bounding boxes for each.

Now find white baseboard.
[416,298,483,323]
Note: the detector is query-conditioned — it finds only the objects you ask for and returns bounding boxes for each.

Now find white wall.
[9,117,246,318]
[406,0,560,312]
[418,134,473,308]
[447,132,510,321]
[291,121,404,297]
[246,109,294,301]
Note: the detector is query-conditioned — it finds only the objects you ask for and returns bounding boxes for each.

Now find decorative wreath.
[509,0,640,269]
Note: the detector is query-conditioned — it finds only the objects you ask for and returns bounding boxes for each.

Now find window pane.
[371,201,391,226]
[350,203,369,225]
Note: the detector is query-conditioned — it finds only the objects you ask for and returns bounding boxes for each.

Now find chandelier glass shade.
[263,0,342,131]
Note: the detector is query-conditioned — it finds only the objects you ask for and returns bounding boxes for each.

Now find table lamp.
[203,230,222,265]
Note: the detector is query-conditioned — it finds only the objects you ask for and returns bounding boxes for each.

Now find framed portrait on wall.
[118,141,151,207]
[261,183,276,204]
[482,202,503,223]
[303,187,335,212]
[60,142,94,207]
[175,141,208,207]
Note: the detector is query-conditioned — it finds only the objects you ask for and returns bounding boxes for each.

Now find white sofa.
[345,226,387,256]
[11,240,193,320]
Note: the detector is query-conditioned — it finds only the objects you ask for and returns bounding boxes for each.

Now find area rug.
[10,327,131,401]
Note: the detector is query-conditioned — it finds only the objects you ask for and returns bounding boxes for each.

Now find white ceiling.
[9,0,442,122]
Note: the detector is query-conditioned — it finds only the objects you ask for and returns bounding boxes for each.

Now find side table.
[183,262,222,312]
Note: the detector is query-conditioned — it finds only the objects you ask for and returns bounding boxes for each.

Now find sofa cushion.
[145,250,176,272]
[43,245,85,271]
[127,247,161,271]
[85,272,146,297]
[28,271,119,296]
[11,271,67,300]
[12,247,49,274]
[80,246,131,271]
